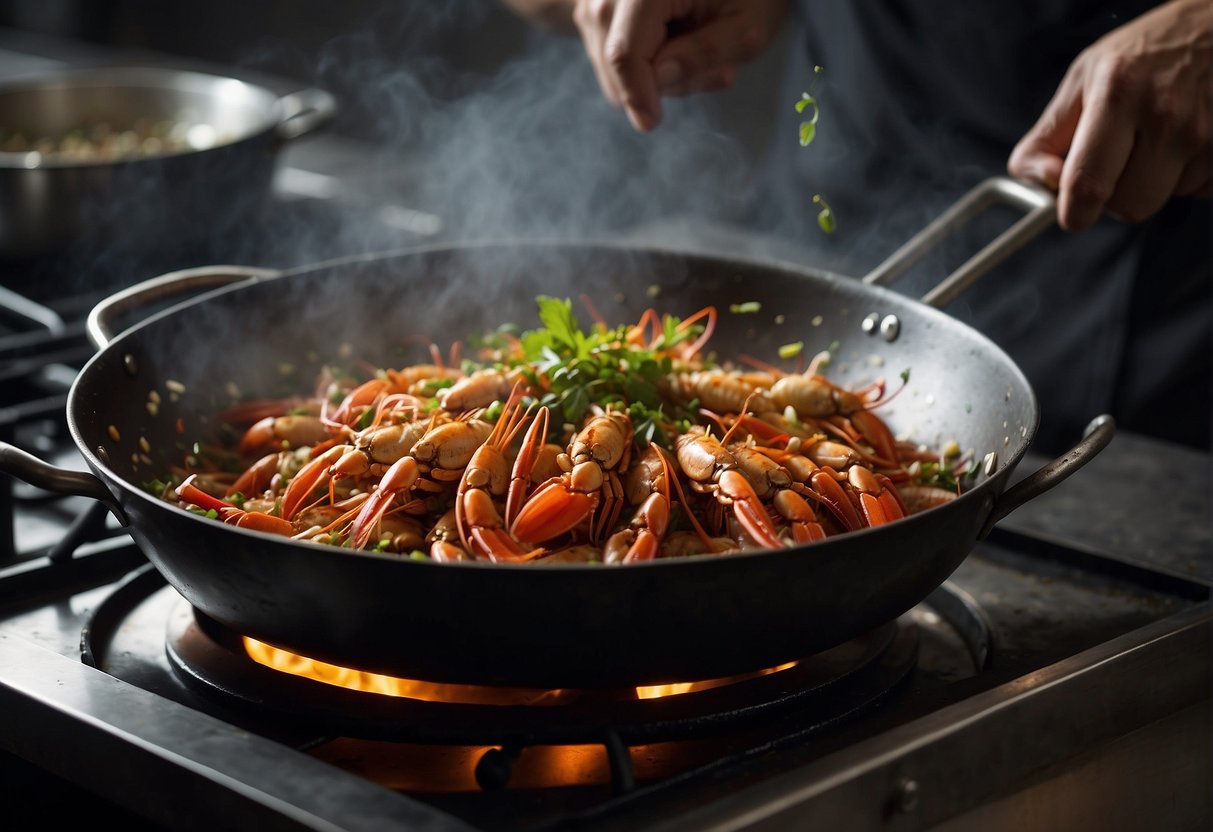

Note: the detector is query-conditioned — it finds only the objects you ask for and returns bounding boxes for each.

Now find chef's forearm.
[499,0,577,32]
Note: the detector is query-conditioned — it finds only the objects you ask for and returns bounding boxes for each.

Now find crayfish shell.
[896,485,959,515]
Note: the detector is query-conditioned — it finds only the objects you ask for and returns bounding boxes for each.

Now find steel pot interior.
[0,66,287,168]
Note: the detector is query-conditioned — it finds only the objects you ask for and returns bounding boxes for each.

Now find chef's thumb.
[1008,139,1063,193]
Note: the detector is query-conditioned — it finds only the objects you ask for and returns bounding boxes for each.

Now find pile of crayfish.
[157,298,969,564]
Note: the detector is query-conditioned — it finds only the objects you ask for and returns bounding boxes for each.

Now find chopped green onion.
[729,301,761,314]
[778,341,804,359]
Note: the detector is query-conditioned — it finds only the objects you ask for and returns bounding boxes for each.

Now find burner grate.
[0,284,126,563]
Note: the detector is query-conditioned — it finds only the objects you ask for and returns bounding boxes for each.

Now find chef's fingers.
[1103,141,1184,223]
[1173,151,1211,197]
[1170,96,1211,196]
[652,14,770,96]
[1104,124,1205,222]
[1007,70,1084,192]
[573,0,625,109]
[1108,60,1212,219]
[601,0,684,131]
[1055,66,1138,232]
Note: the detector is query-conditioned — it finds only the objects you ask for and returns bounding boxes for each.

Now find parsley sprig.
[509,296,698,446]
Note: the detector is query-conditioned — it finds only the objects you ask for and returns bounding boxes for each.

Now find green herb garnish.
[812,194,836,234]
[797,66,836,235]
[510,296,695,440]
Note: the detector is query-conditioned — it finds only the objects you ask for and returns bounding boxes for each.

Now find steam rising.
[239,17,811,302]
[291,4,760,255]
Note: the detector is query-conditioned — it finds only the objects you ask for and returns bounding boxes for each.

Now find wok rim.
[67,239,1041,573]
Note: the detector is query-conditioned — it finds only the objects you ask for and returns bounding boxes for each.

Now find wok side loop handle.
[87,266,282,349]
[978,414,1116,539]
[274,87,337,142]
[861,176,1057,309]
[0,442,128,526]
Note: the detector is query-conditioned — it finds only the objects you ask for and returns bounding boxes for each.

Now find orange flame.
[244,637,797,703]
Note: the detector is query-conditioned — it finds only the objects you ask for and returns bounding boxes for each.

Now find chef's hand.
[1008,0,1212,231]
[503,0,788,132]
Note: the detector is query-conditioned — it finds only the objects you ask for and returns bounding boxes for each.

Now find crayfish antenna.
[675,306,717,359]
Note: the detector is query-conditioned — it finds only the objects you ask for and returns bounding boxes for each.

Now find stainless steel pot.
[0,65,335,259]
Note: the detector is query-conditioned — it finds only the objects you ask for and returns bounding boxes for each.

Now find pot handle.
[274,87,337,142]
[862,176,1056,309]
[0,442,128,525]
[978,414,1115,539]
[87,266,281,349]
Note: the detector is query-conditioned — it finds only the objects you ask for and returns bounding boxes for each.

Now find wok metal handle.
[979,414,1115,539]
[0,442,128,525]
[862,176,1056,309]
[87,265,281,349]
[274,87,337,142]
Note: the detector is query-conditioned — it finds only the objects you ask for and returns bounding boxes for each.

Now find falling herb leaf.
[778,341,804,359]
[729,301,761,314]
[900,368,912,383]
[797,66,837,235]
[796,93,819,147]
[812,194,836,234]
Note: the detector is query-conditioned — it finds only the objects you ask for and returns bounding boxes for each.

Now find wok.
[0,177,1113,688]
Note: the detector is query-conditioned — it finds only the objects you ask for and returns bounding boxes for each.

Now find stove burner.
[78,564,1000,797]
[170,601,920,794]
[166,597,919,745]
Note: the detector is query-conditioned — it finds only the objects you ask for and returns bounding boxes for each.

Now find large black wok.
[0,177,1112,688]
